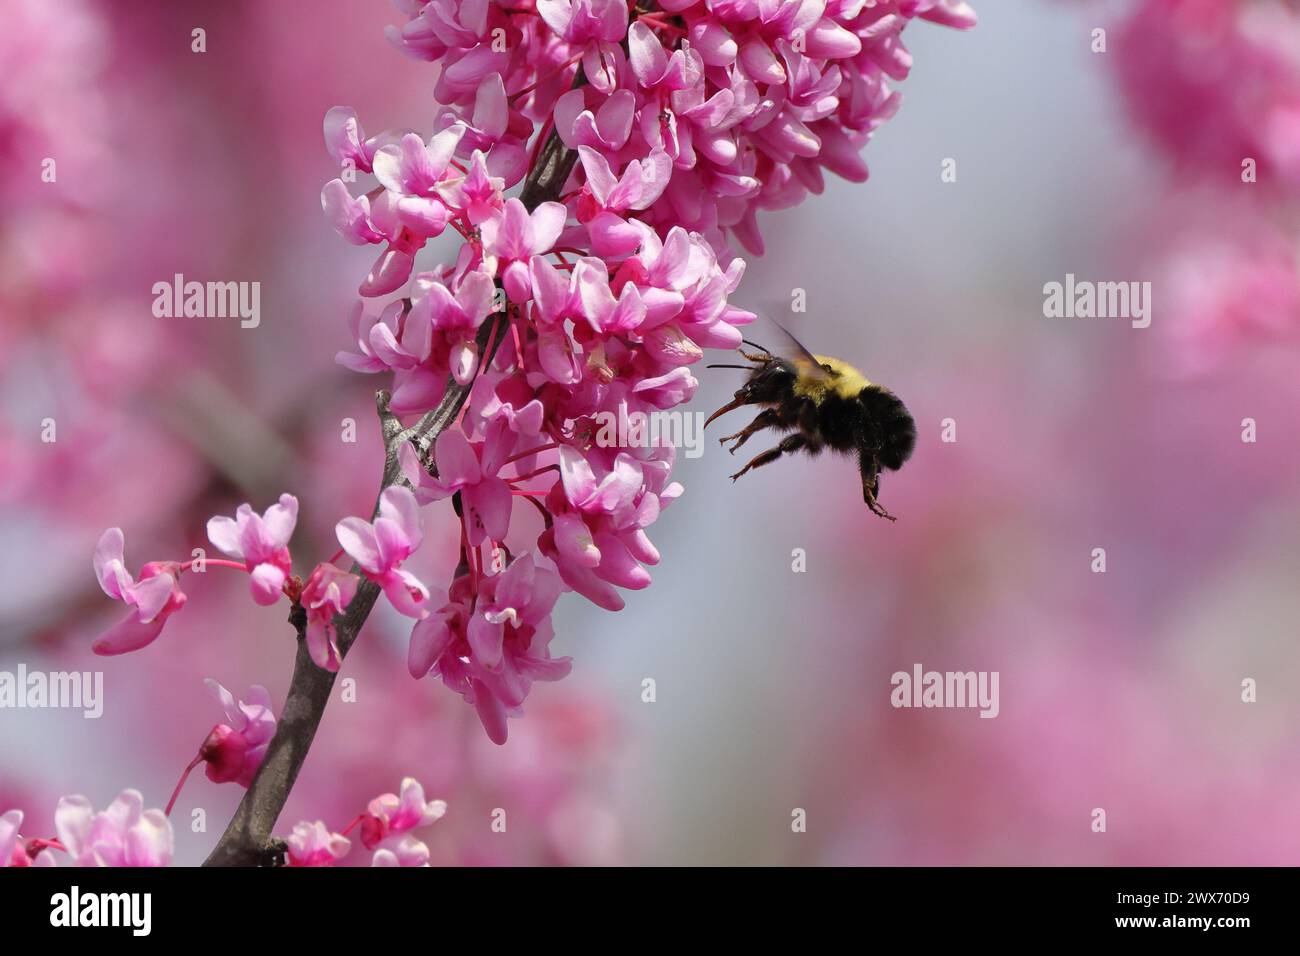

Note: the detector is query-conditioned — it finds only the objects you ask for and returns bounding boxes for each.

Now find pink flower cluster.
[361,0,976,259]
[358,776,448,867]
[1,791,174,868]
[88,2,971,746]
[1,679,280,866]
[286,777,447,867]
[1112,0,1300,371]
[2,777,445,868]
[1116,0,1300,188]
[313,0,972,742]
[91,494,363,673]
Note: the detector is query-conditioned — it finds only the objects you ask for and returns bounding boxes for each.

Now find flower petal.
[336,517,382,573]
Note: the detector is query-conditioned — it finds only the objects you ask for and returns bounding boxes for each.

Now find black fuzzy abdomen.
[859,386,916,471]
[808,393,866,453]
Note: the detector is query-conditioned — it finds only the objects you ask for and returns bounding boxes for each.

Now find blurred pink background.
[2,0,1298,864]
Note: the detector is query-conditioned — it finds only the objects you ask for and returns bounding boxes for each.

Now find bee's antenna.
[706,364,752,370]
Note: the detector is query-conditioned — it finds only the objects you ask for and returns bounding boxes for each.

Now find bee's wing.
[764,317,833,386]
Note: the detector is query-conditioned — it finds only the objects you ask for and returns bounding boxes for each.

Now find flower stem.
[502,442,559,466]
[339,812,367,837]
[179,558,248,574]
[25,838,67,859]
[510,50,584,104]
[165,753,206,817]
[508,464,559,484]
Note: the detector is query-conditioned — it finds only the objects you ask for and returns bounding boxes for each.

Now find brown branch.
[202,124,580,867]
[201,393,403,867]
[520,128,582,211]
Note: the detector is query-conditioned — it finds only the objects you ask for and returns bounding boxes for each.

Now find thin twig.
[202,121,579,867]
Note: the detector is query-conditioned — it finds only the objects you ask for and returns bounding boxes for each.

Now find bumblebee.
[704,323,916,521]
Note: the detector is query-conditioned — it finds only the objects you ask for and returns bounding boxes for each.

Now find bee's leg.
[859,448,896,522]
[719,409,781,454]
[738,348,771,364]
[863,479,895,522]
[730,434,808,482]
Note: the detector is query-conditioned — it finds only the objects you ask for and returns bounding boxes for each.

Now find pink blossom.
[336,0,975,261]
[540,445,678,610]
[0,810,23,867]
[1116,0,1300,187]
[200,681,277,788]
[360,777,447,843]
[336,300,401,374]
[335,486,431,619]
[286,821,351,867]
[440,149,503,225]
[470,552,565,669]
[370,835,433,867]
[321,178,397,246]
[322,121,468,297]
[576,145,672,216]
[387,0,491,63]
[91,528,187,655]
[410,554,570,744]
[627,20,702,92]
[1109,2,1300,370]
[573,258,649,336]
[467,372,546,438]
[526,255,591,382]
[407,587,464,681]
[359,776,446,866]
[206,493,298,606]
[537,0,628,46]
[409,268,498,384]
[373,127,461,197]
[404,426,513,547]
[300,563,360,671]
[46,790,173,867]
[323,105,390,174]
[436,77,531,186]
[481,197,567,302]
[431,27,511,101]
[372,127,464,236]
[346,296,452,415]
[554,88,636,152]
